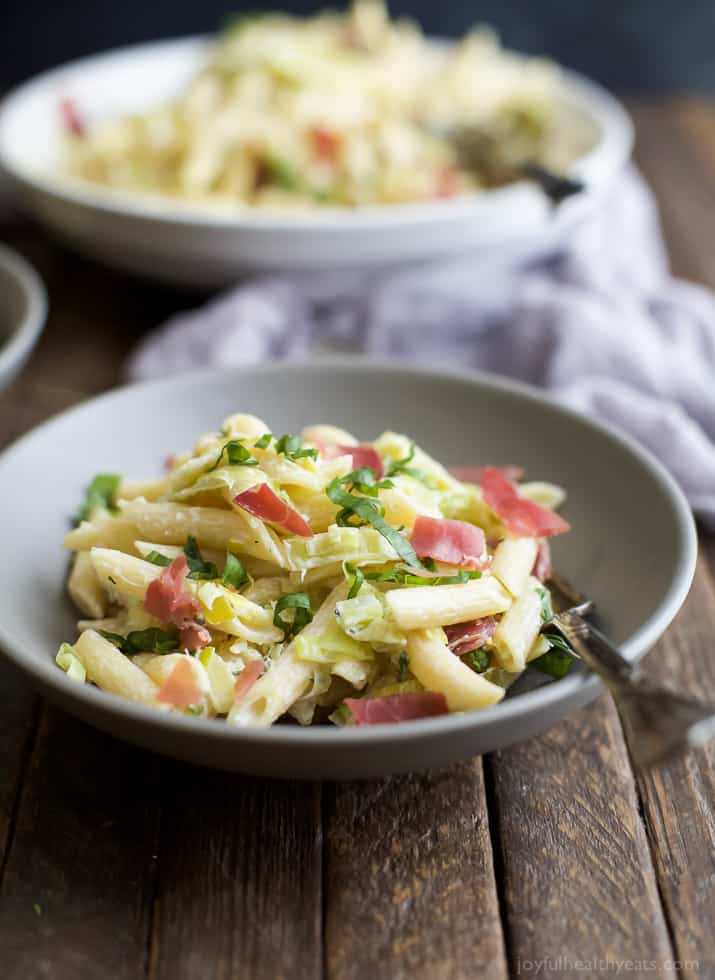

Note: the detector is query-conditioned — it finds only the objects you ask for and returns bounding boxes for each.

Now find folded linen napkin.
[127,167,715,526]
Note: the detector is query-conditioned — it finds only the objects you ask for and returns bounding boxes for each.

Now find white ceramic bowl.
[0,243,47,390]
[0,38,633,286]
[0,360,696,778]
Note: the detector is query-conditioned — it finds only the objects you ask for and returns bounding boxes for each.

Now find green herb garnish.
[77,473,121,522]
[531,631,575,679]
[274,433,318,461]
[541,631,574,655]
[398,650,409,681]
[222,552,248,590]
[99,627,180,656]
[326,472,421,568]
[266,156,302,192]
[342,466,393,497]
[365,567,481,587]
[463,648,490,673]
[384,443,422,480]
[344,561,365,599]
[144,551,172,567]
[530,648,574,679]
[537,585,554,623]
[183,536,219,580]
[210,439,259,471]
[254,432,274,449]
[273,593,313,640]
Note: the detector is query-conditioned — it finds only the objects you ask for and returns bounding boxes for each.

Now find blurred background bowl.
[0,37,633,288]
[0,243,47,390]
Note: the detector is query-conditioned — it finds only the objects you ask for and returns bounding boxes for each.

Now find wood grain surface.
[0,98,713,979]
[324,762,507,980]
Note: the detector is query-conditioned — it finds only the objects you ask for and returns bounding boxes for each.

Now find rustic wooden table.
[0,99,713,980]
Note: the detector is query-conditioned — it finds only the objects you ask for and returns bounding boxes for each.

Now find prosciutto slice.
[481,468,570,538]
[346,692,449,725]
[234,660,265,704]
[532,540,553,581]
[411,516,486,569]
[445,617,498,657]
[157,658,202,708]
[179,621,212,652]
[448,464,525,484]
[144,555,202,625]
[234,484,313,537]
[60,97,85,137]
[320,443,384,479]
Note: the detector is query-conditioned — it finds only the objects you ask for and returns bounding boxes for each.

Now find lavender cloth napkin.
[127,167,715,526]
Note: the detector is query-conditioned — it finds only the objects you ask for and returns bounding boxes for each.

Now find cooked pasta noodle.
[57,414,573,726]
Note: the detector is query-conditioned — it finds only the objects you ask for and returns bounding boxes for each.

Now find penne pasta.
[229,582,348,727]
[490,537,539,598]
[406,629,505,710]
[493,577,545,673]
[74,630,159,705]
[67,551,106,619]
[58,414,573,727]
[386,575,511,630]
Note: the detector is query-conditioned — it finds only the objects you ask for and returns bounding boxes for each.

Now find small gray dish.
[0,243,47,390]
[0,360,697,779]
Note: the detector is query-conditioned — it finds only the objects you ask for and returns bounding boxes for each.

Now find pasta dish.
[57,413,574,727]
[62,1,590,208]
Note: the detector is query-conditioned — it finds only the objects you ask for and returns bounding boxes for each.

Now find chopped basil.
[99,627,180,656]
[77,473,121,522]
[384,443,422,480]
[326,473,421,568]
[210,439,259,471]
[274,593,313,639]
[463,648,490,673]
[254,432,274,449]
[344,561,365,599]
[222,552,248,590]
[366,567,481,587]
[537,585,554,623]
[342,466,393,497]
[144,551,172,567]
[266,156,302,192]
[531,631,575,678]
[98,629,128,648]
[184,536,219,581]
[530,647,574,679]
[541,631,574,655]
[398,650,409,681]
[274,433,318,461]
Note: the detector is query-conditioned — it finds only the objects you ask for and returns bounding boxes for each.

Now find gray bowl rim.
[0,242,47,382]
[0,358,697,747]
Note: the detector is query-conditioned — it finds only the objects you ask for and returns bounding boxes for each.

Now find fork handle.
[554,611,637,689]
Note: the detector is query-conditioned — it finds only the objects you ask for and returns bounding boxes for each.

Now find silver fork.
[547,595,715,768]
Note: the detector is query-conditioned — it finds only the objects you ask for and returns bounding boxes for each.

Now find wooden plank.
[0,660,38,867]
[324,760,507,980]
[627,556,715,978]
[487,695,676,975]
[0,706,162,980]
[0,380,83,448]
[148,775,322,980]
[626,98,715,288]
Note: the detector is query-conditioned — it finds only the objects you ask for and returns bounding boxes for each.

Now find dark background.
[2,0,715,92]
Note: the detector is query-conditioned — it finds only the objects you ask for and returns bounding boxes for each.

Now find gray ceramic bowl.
[0,243,47,390]
[0,361,697,778]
